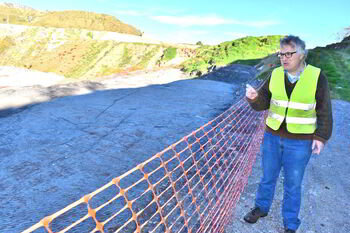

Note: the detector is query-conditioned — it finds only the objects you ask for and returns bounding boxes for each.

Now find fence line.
[22,96,266,233]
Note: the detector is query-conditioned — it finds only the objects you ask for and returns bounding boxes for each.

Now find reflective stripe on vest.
[266,65,320,134]
[268,111,317,124]
[271,98,316,111]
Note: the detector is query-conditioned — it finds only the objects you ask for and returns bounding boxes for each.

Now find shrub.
[87,31,93,39]
[162,47,177,62]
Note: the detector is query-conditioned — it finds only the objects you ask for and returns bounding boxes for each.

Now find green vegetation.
[66,41,110,78]
[162,47,177,62]
[137,46,160,68]
[87,31,93,39]
[120,46,132,67]
[234,58,263,66]
[1,11,348,102]
[0,26,180,79]
[181,35,283,73]
[307,47,350,101]
[99,64,123,77]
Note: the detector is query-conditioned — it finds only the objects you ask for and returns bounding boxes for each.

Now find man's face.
[279,44,304,74]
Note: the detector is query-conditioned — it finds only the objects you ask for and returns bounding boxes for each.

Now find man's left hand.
[312,139,324,155]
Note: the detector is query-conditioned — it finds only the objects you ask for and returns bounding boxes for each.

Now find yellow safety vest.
[266,65,320,134]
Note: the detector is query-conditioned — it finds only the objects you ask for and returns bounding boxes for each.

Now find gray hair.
[280,35,308,58]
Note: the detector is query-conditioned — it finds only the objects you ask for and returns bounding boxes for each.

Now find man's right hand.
[245,84,258,99]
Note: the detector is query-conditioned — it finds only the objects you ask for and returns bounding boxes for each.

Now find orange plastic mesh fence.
[22,98,265,233]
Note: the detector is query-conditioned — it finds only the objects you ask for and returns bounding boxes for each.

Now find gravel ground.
[226,100,350,233]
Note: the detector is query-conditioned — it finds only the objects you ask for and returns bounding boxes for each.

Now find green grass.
[162,47,177,62]
[65,28,82,39]
[233,58,262,66]
[137,46,160,68]
[307,47,350,101]
[181,35,283,73]
[120,46,132,67]
[66,40,109,78]
[87,31,93,39]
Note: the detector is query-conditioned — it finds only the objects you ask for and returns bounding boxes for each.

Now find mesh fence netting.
[23,97,266,233]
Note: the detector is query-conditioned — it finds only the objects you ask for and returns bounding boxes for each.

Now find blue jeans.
[255,131,312,230]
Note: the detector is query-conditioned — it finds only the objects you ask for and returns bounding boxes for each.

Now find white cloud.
[151,15,280,28]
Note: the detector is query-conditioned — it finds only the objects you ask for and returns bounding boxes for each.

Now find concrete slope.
[0,74,236,232]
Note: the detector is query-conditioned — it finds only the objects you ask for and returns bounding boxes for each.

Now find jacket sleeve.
[314,72,333,143]
[246,75,272,111]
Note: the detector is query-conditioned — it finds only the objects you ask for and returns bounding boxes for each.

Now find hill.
[181,35,284,75]
[0,2,142,35]
[0,24,287,81]
[307,35,350,101]
[0,23,197,79]
[0,25,283,80]
[0,9,348,102]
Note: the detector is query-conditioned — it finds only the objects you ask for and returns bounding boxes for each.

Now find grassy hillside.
[0,25,188,79]
[307,41,350,101]
[0,3,142,35]
[1,8,348,102]
[181,35,283,74]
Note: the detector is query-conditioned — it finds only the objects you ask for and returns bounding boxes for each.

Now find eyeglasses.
[277,51,297,58]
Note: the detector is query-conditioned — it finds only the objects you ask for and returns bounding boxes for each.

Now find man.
[244,35,333,233]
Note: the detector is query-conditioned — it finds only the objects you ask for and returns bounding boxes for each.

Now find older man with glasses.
[244,35,333,233]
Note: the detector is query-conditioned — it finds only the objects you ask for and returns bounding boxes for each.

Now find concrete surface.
[0,68,242,232]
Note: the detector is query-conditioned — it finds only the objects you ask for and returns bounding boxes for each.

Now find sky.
[2,0,350,48]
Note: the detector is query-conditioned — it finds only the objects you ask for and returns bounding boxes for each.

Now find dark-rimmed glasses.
[277,51,297,58]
